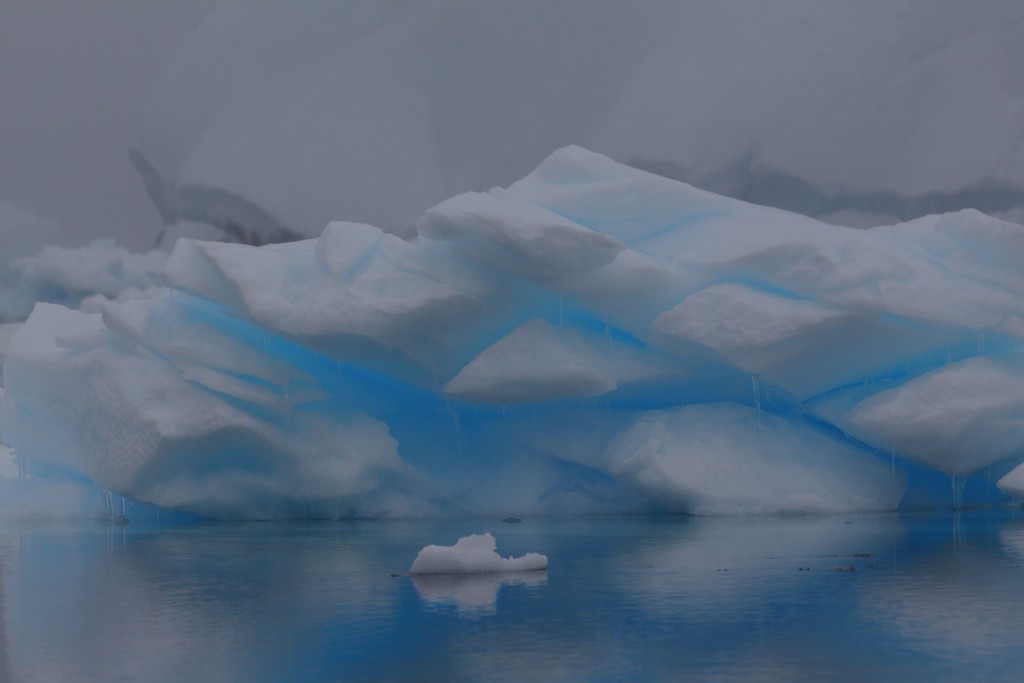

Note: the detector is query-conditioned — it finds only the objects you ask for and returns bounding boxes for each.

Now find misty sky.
[0,0,212,250]
[2,1,1021,253]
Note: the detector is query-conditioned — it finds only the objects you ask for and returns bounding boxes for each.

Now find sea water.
[1,510,1023,682]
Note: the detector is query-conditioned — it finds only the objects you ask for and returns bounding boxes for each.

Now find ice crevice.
[2,147,1024,520]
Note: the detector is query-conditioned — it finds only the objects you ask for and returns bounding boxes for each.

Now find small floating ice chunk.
[409,532,548,575]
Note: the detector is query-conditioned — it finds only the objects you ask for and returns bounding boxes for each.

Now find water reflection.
[411,572,547,615]
[863,514,1024,666]
[0,512,1021,682]
[609,514,906,611]
[997,517,1024,562]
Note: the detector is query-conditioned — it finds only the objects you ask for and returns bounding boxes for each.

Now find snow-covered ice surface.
[409,533,548,575]
[2,147,1023,519]
[135,1,1024,242]
[0,235,166,324]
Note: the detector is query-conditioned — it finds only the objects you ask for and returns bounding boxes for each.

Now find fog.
[1,1,1022,251]
[0,0,212,249]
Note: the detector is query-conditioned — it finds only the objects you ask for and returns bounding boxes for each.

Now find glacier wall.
[3,147,1024,519]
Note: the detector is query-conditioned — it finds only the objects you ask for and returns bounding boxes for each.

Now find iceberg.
[2,147,1023,519]
[409,533,548,575]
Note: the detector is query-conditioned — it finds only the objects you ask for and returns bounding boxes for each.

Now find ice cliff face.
[135,0,1024,244]
[3,147,1024,519]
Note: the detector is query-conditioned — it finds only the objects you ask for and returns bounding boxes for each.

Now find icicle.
[558,296,564,326]
[976,329,985,355]
[452,407,463,458]
[604,312,610,346]
[889,443,896,474]
[102,492,130,524]
[950,474,966,511]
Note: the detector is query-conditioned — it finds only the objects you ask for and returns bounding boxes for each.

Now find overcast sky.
[0,0,212,250]
[2,1,1021,253]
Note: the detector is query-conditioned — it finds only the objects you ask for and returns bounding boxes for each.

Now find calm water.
[1,510,1023,682]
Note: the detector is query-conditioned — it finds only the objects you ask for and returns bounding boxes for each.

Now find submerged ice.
[2,147,1024,519]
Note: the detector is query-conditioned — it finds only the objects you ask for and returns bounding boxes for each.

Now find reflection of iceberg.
[411,572,547,615]
[997,520,1024,564]
[0,523,413,682]
[864,535,1024,654]
[2,147,1024,519]
[610,514,905,611]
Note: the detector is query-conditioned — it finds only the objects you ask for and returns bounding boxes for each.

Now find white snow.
[419,190,625,283]
[600,403,904,516]
[846,356,1024,476]
[1,236,165,323]
[444,319,617,404]
[409,533,547,575]
[651,283,954,400]
[14,240,165,300]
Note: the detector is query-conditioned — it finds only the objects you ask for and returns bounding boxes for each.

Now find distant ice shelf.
[2,147,1023,520]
